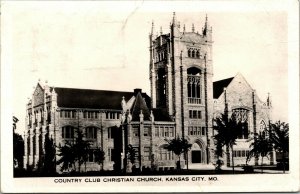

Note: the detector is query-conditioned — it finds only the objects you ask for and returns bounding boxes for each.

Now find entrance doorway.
[191,142,204,164]
[191,151,201,163]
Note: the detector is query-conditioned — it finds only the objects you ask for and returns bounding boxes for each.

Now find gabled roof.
[213,77,234,99]
[131,92,151,121]
[51,87,150,110]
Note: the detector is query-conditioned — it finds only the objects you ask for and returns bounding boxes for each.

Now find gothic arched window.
[232,108,249,139]
[187,67,201,104]
[259,120,268,138]
[188,49,191,57]
[157,68,167,107]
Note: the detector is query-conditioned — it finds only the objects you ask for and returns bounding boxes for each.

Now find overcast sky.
[2,1,292,135]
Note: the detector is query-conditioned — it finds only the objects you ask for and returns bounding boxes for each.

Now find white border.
[1,0,299,192]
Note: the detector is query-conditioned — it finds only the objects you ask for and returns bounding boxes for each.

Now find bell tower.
[149,13,214,164]
[149,13,213,152]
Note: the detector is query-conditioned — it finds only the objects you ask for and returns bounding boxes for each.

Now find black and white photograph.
[1,0,299,193]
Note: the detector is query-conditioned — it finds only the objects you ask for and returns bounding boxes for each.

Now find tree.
[94,147,105,171]
[56,143,75,172]
[247,132,273,173]
[13,116,24,169]
[73,129,91,172]
[213,113,240,174]
[125,144,137,173]
[43,132,56,174]
[13,133,24,169]
[270,121,289,173]
[56,129,91,173]
[213,137,224,171]
[127,144,136,165]
[165,137,192,170]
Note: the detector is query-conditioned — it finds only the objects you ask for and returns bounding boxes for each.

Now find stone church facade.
[23,13,274,173]
[213,73,274,166]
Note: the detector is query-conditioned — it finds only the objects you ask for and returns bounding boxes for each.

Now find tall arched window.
[187,67,201,104]
[259,120,268,138]
[157,68,167,107]
[232,108,249,139]
[188,49,191,57]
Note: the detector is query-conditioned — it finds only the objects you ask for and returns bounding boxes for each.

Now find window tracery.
[187,67,201,104]
[187,48,201,59]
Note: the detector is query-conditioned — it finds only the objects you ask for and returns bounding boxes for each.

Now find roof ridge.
[51,86,136,93]
[213,76,234,83]
[131,92,151,121]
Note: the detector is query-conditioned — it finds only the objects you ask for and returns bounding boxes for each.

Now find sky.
[2,1,293,135]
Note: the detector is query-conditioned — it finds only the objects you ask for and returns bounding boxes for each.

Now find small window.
[108,128,115,139]
[108,148,115,161]
[197,111,202,119]
[197,127,201,135]
[62,126,74,139]
[191,50,195,58]
[188,49,191,57]
[169,127,174,137]
[202,127,206,136]
[192,110,197,119]
[133,128,139,137]
[155,127,159,137]
[196,50,200,58]
[160,127,164,137]
[86,127,97,139]
[144,147,150,161]
[88,149,94,162]
[144,127,150,136]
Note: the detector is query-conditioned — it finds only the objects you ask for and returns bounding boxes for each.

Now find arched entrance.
[191,142,205,163]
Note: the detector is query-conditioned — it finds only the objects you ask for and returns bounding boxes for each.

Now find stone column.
[41,126,46,154]
[29,129,34,166]
[139,111,144,171]
[167,63,173,115]
[151,68,157,108]
[34,128,40,168]
[23,132,28,169]
[150,111,155,170]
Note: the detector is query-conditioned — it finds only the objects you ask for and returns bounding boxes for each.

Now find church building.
[23,13,274,173]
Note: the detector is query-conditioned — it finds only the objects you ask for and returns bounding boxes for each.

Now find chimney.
[134,88,142,95]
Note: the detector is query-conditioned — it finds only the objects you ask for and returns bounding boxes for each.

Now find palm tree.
[165,137,192,170]
[213,113,240,174]
[94,147,105,171]
[247,131,273,173]
[270,121,289,173]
